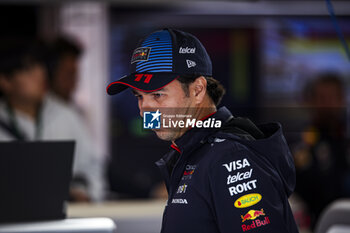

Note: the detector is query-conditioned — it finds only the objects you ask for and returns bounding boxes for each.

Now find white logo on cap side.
[179,47,196,54]
[186,60,196,68]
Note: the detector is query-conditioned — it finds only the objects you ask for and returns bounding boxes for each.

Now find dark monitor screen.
[0,141,75,223]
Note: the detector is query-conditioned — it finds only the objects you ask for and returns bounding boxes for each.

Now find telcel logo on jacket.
[234,193,262,208]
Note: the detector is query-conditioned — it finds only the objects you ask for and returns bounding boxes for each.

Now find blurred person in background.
[293,72,350,229]
[46,36,81,104]
[45,36,107,201]
[0,39,105,202]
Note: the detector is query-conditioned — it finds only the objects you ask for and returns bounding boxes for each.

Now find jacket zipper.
[161,148,184,233]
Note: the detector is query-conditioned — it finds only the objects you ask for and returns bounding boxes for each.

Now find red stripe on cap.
[106,76,179,94]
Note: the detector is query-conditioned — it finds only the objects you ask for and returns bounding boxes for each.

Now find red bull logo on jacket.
[241,209,265,222]
[241,209,270,232]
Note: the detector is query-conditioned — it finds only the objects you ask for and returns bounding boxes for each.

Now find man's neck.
[8,99,40,120]
[172,101,217,145]
[195,106,217,121]
[53,89,71,103]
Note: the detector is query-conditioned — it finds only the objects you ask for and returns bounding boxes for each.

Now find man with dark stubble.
[107,28,299,233]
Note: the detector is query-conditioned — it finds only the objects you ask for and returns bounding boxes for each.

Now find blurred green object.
[130,117,150,137]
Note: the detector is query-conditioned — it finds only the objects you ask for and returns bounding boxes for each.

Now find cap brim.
[106,73,179,95]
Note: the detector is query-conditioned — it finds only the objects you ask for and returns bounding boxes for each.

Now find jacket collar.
[173,106,233,153]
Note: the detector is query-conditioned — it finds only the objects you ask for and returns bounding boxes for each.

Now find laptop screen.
[0,141,75,223]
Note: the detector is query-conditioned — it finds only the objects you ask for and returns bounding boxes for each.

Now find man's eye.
[135,95,143,100]
[153,93,163,99]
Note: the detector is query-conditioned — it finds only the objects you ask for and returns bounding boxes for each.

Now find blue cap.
[107,28,212,95]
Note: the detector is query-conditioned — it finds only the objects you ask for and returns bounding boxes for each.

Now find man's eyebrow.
[131,89,139,95]
[131,88,167,95]
[153,87,167,92]
[158,87,167,92]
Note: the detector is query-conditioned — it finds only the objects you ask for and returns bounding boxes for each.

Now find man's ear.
[190,76,207,105]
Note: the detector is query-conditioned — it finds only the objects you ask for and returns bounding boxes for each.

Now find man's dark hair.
[0,39,46,98]
[46,36,82,81]
[0,39,46,77]
[177,74,226,106]
[51,36,82,59]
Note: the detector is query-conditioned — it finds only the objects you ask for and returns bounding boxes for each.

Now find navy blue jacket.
[156,106,299,233]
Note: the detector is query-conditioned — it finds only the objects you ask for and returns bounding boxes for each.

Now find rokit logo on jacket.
[229,180,257,196]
